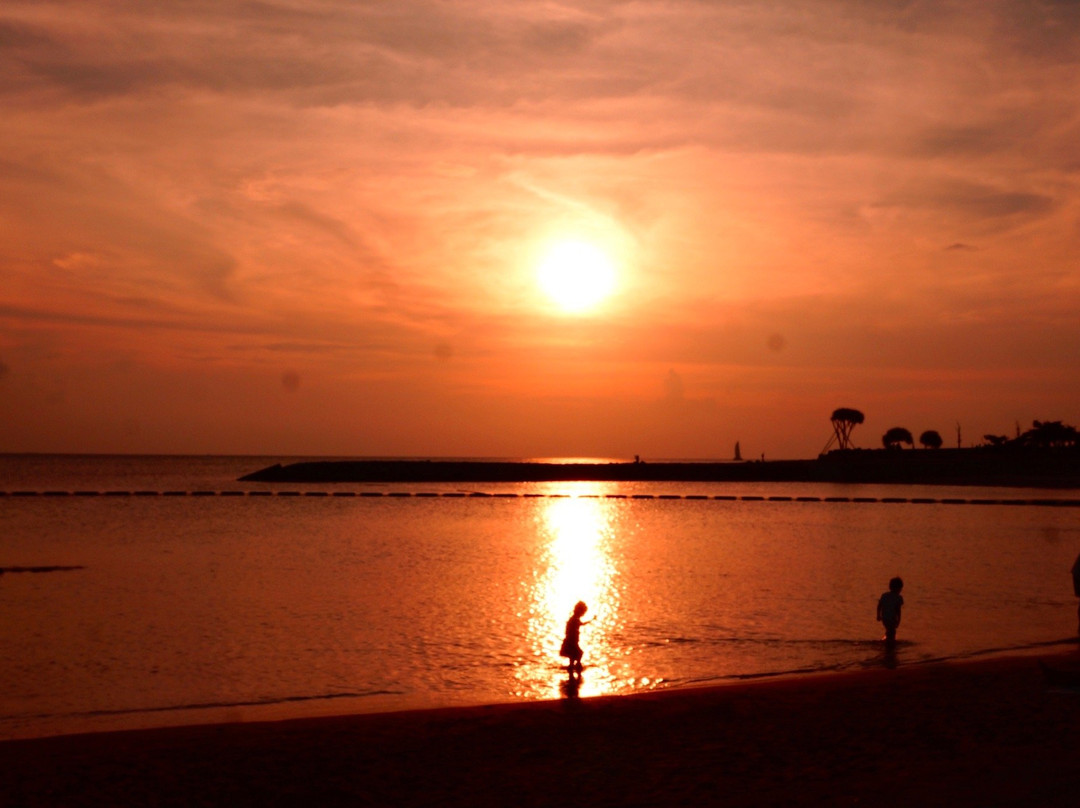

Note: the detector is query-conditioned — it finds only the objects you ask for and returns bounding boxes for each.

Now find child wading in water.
[877,576,904,648]
[560,601,591,674]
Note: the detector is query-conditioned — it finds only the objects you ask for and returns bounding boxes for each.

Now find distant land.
[240,447,1080,488]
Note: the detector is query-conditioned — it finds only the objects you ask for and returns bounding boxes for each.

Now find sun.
[536,240,617,314]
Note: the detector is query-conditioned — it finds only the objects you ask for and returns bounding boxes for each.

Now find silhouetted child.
[560,601,591,673]
[877,576,904,648]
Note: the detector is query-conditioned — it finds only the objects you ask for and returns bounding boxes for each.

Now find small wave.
[647,636,701,646]
[634,635,891,650]
[3,689,406,722]
[665,663,854,689]
[901,636,1079,667]
[656,637,1079,691]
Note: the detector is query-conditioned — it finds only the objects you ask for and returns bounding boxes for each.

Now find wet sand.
[4,651,1080,806]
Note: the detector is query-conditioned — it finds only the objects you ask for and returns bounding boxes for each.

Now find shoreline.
[5,649,1080,806]
[6,638,1074,744]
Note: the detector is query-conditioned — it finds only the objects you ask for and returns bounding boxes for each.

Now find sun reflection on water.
[515,483,629,700]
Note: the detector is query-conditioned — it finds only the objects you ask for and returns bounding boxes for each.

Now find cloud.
[875,179,1057,225]
[2,1,1080,456]
[0,2,618,108]
[0,18,51,48]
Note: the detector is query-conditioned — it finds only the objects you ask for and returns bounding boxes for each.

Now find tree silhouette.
[919,430,943,449]
[824,407,865,452]
[1017,420,1079,448]
[882,427,914,449]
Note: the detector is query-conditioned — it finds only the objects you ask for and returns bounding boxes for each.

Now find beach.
[4,651,1079,806]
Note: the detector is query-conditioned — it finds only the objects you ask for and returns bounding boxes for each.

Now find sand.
[4,651,1080,807]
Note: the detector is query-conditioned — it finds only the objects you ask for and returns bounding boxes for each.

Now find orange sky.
[2,1,1078,459]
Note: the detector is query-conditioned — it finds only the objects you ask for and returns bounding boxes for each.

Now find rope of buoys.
[1,490,1078,505]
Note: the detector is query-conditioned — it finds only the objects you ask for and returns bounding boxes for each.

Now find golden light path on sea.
[514,482,653,701]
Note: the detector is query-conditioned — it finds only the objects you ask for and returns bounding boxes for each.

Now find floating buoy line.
[1,490,1078,506]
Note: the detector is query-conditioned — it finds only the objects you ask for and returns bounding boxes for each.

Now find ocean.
[1,454,1078,739]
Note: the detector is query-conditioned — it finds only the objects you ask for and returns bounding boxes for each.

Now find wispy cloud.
[2,0,1079,455]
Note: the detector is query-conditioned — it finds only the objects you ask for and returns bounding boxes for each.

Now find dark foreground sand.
[4,652,1080,807]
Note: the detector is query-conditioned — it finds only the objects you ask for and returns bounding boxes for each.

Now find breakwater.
[239,448,1080,487]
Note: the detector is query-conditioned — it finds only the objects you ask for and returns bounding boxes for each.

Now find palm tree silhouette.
[823,407,865,452]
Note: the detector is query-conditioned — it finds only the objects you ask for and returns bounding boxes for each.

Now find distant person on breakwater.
[1072,553,1080,635]
[877,577,904,649]
[560,601,591,674]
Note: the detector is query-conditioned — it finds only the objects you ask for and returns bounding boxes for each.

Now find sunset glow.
[2,2,1079,458]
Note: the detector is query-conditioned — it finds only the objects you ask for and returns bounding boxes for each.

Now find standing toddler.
[877,576,904,648]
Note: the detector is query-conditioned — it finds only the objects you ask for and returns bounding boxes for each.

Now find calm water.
[2,454,1079,739]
